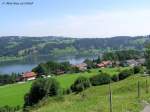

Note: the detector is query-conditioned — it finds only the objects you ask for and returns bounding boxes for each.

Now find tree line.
[0,73,20,86]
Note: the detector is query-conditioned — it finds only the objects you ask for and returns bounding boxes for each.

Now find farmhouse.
[136,58,145,65]
[55,70,65,75]
[126,59,138,67]
[97,61,112,68]
[74,63,87,71]
[122,58,145,67]
[22,72,37,81]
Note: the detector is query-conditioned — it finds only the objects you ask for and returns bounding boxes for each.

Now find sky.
[1,0,150,38]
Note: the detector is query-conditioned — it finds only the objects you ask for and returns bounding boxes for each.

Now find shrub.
[90,73,111,86]
[66,88,72,94]
[44,78,60,96]
[24,78,60,107]
[133,66,142,74]
[111,75,119,82]
[24,78,47,107]
[99,70,102,73]
[87,69,91,73]
[0,105,20,112]
[71,76,91,93]
[118,69,133,80]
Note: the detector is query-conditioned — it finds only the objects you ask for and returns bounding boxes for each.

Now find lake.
[0,56,95,74]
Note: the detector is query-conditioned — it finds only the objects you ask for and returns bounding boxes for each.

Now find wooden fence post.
[109,82,112,112]
[146,79,148,94]
[138,81,140,98]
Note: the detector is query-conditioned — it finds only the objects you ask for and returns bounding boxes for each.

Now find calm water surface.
[0,56,93,74]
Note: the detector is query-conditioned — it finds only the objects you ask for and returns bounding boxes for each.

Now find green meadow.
[0,67,150,112]
[0,68,125,107]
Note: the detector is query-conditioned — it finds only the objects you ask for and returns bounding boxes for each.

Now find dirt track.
[142,105,150,112]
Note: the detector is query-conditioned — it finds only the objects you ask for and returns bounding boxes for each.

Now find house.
[113,61,120,67]
[22,72,37,81]
[74,63,87,71]
[126,59,138,67]
[136,58,145,65]
[55,70,65,75]
[97,61,112,68]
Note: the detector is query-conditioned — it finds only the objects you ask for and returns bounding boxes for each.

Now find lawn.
[0,67,128,107]
[0,81,32,107]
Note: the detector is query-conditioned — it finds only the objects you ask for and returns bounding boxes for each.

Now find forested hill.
[0,35,149,57]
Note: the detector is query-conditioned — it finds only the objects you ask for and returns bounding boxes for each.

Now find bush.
[118,69,133,80]
[66,88,72,94]
[90,73,111,86]
[133,66,142,74]
[111,75,119,82]
[99,70,102,73]
[44,78,60,96]
[87,69,91,73]
[24,78,60,107]
[71,76,91,93]
[0,105,20,112]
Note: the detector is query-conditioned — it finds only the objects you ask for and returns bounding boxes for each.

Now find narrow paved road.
[142,105,150,112]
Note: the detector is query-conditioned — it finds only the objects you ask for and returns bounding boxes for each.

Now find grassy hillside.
[31,76,150,112]
[0,68,125,107]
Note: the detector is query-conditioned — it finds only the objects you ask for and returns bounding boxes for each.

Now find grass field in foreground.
[32,76,150,112]
[0,67,128,107]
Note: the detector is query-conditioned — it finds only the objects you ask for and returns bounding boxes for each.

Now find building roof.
[74,63,87,68]
[97,61,112,67]
[126,59,138,65]
[22,72,37,78]
[137,58,145,64]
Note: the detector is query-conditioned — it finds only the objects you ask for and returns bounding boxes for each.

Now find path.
[142,105,150,112]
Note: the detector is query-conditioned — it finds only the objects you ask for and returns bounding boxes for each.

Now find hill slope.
[0,68,150,111]
[31,76,150,112]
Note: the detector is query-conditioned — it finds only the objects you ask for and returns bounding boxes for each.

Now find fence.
[108,76,149,112]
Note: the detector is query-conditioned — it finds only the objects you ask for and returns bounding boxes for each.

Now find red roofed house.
[74,63,87,71]
[97,61,112,68]
[22,72,37,81]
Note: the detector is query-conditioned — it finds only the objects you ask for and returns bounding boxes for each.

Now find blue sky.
[1,0,150,37]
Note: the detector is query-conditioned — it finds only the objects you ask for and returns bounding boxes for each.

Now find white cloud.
[57,10,150,37]
[11,9,150,37]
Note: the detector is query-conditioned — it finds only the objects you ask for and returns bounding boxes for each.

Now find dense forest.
[0,35,149,58]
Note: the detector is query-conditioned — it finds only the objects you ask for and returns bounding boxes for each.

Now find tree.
[44,78,60,96]
[133,66,142,74]
[84,59,95,69]
[71,76,91,93]
[24,78,60,107]
[90,73,111,86]
[111,75,119,82]
[24,78,47,107]
[96,56,101,63]
[32,63,48,76]
[145,43,150,73]
[118,69,133,80]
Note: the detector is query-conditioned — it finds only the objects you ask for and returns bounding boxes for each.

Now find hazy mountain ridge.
[0,36,149,57]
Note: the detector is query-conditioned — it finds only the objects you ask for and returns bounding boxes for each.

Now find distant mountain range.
[0,35,150,57]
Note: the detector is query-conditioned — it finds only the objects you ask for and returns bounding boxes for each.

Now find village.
[20,58,145,81]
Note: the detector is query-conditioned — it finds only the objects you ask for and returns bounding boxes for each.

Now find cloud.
[7,9,150,37]
[53,9,150,37]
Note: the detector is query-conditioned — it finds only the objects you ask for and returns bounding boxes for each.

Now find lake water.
[0,64,37,74]
[0,56,95,74]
